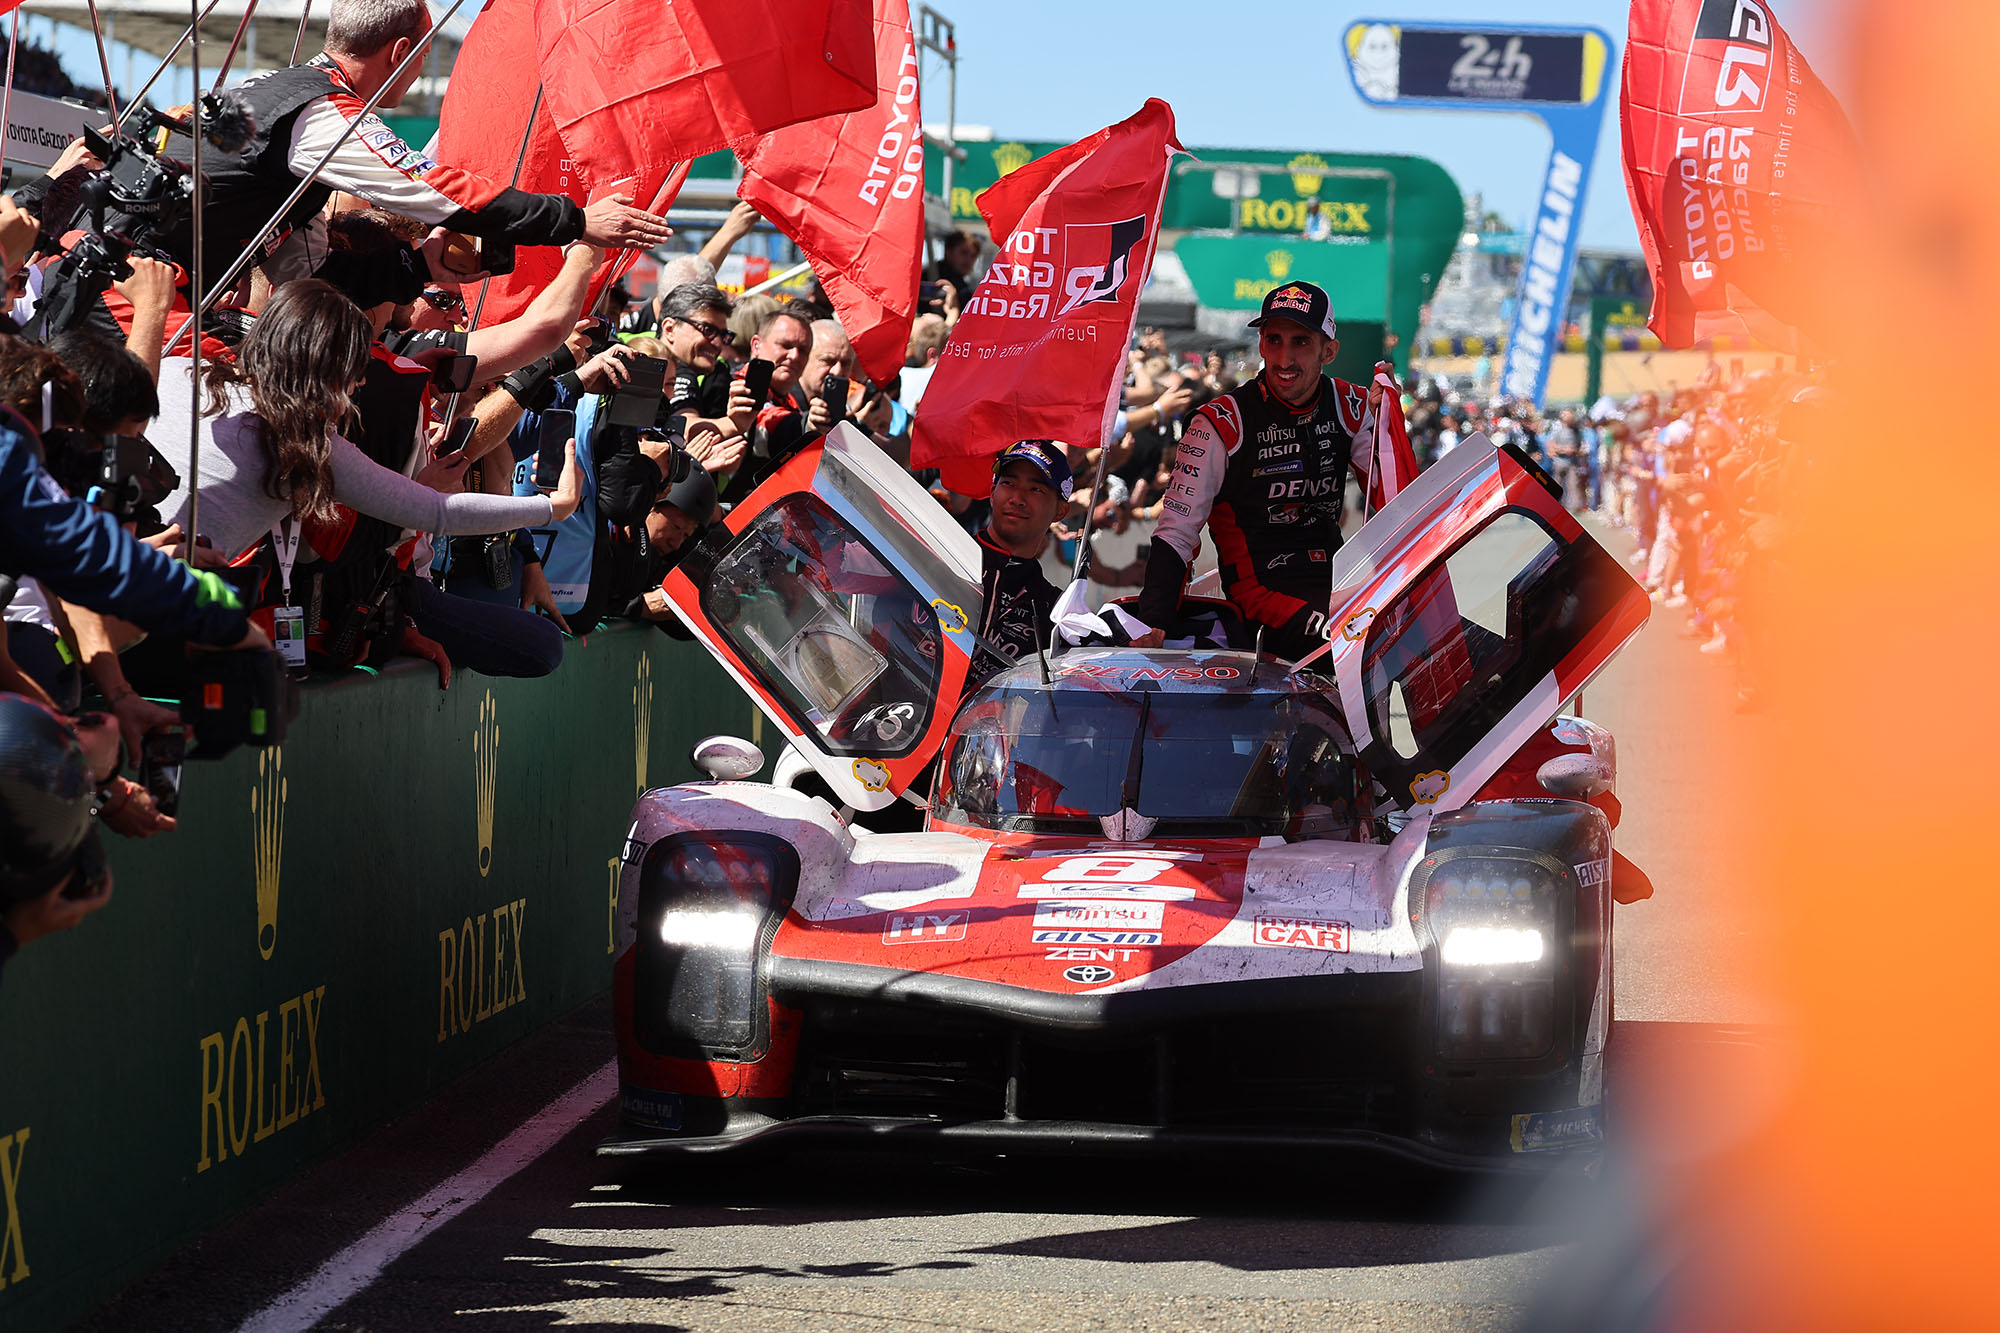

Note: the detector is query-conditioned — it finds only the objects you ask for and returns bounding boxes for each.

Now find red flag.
[1350,363,1418,515]
[736,0,923,386]
[439,0,687,324]
[533,0,876,186]
[909,99,1183,498]
[1621,0,1858,352]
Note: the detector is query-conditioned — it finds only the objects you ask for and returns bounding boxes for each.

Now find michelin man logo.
[1349,23,1402,102]
[1410,770,1451,805]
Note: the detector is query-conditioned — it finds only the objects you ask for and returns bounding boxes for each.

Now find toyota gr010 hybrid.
[603,424,1653,1169]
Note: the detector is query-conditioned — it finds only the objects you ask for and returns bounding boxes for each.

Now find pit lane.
[78,521,1777,1332]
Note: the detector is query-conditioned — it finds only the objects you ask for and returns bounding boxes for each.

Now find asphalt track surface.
[81,518,1781,1333]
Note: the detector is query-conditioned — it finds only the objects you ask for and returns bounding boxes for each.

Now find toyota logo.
[1063,964,1115,985]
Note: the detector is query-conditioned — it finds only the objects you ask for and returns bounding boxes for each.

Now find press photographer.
[0,693,117,989]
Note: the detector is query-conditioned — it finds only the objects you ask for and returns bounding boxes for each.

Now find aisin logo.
[1055,215,1148,319]
[251,747,287,959]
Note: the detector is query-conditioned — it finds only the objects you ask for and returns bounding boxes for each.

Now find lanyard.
[272,519,301,602]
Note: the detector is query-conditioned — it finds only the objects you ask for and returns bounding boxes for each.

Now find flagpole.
[113,0,231,134]
[289,0,315,65]
[738,259,811,300]
[208,0,264,93]
[186,0,204,547]
[589,160,688,319]
[0,9,19,184]
[448,80,542,422]
[80,0,123,128]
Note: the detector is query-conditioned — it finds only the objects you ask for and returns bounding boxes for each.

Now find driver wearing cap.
[969,440,1071,685]
[1130,281,1395,659]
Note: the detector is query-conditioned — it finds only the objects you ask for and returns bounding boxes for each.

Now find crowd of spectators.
[0,0,1811,977]
[1402,365,1811,710]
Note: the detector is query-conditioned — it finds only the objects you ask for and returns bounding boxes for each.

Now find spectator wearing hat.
[0,693,118,987]
[969,440,1071,685]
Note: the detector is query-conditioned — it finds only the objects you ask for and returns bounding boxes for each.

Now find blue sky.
[931,0,1855,251]
[28,0,1855,253]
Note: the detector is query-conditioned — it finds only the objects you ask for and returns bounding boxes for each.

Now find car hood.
[774,824,1431,995]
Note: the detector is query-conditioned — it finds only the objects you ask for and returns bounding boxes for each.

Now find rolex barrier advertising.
[0,627,753,1331]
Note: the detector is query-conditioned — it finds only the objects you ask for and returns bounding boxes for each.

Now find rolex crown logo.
[251,747,287,960]
[1287,152,1329,197]
[634,655,654,795]
[474,691,500,877]
[992,142,1032,177]
[1267,249,1295,280]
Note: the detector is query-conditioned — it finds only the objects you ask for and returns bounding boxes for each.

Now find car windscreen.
[934,684,1350,837]
[699,494,944,758]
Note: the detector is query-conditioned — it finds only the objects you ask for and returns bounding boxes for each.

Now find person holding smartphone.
[657,284,753,478]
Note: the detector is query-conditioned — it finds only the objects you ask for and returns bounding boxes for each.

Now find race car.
[602,423,1652,1168]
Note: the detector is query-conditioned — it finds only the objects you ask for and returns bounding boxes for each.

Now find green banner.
[0,627,759,1331]
[1163,156,1392,239]
[1176,235,1391,319]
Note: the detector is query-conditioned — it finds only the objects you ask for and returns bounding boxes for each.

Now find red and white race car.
[603,424,1651,1168]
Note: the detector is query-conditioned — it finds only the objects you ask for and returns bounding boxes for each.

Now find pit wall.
[0,625,760,1331]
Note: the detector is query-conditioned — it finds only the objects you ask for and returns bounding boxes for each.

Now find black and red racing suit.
[1132,370,1375,659]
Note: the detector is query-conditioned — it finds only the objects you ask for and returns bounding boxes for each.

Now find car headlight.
[635,834,797,1058]
[1421,856,1562,1061]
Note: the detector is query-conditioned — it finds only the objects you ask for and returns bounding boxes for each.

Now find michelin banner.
[1345,20,1615,406]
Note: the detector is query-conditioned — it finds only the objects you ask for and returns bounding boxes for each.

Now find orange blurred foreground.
[1671,2,2000,1327]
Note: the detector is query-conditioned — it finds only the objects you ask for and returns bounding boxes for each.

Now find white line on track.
[235,1059,618,1333]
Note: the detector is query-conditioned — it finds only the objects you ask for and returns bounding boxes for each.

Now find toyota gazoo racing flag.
[737,0,923,385]
[439,0,692,323]
[1621,0,1858,352]
[535,0,877,179]
[910,98,1183,498]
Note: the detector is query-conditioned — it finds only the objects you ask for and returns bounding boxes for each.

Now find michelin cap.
[1248,280,1338,341]
[992,439,1074,501]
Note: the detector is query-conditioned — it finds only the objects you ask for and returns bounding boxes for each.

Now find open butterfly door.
[1322,434,1650,813]
[660,423,985,811]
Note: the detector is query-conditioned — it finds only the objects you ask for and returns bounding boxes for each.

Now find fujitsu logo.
[1055,215,1148,318]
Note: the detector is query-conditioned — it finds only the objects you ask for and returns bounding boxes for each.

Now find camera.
[30,93,256,340]
[42,427,180,527]
[180,647,297,757]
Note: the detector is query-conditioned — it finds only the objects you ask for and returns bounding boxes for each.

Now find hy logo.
[474,691,499,877]
[251,747,287,960]
[1055,215,1148,319]
[633,655,654,794]
[992,141,1033,177]
[1266,248,1295,280]
[1287,152,1330,197]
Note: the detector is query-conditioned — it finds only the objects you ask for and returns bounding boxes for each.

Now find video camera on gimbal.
[29,93,255,341]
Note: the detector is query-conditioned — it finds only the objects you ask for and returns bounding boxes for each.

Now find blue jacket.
[0,411,248,645]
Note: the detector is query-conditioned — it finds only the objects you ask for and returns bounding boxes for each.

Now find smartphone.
[441,416,477,456]
[534,408,575,492]
[743,357,774,409]
[478,236,516,277]
[138,727,186,819]
[432,352,479,394]
[582,317,616,358]
[821,373,850,427]
[606,354,670,428]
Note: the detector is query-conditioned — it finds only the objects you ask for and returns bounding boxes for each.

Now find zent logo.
[1055,215,1149,319]
[1062,964,1115,985]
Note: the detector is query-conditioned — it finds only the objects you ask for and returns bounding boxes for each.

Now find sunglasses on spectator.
[422,288,466,316]
[674,316,731,344]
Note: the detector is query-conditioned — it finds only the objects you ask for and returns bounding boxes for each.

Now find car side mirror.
[1537,751,1612,799]
[692,734,765,781]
